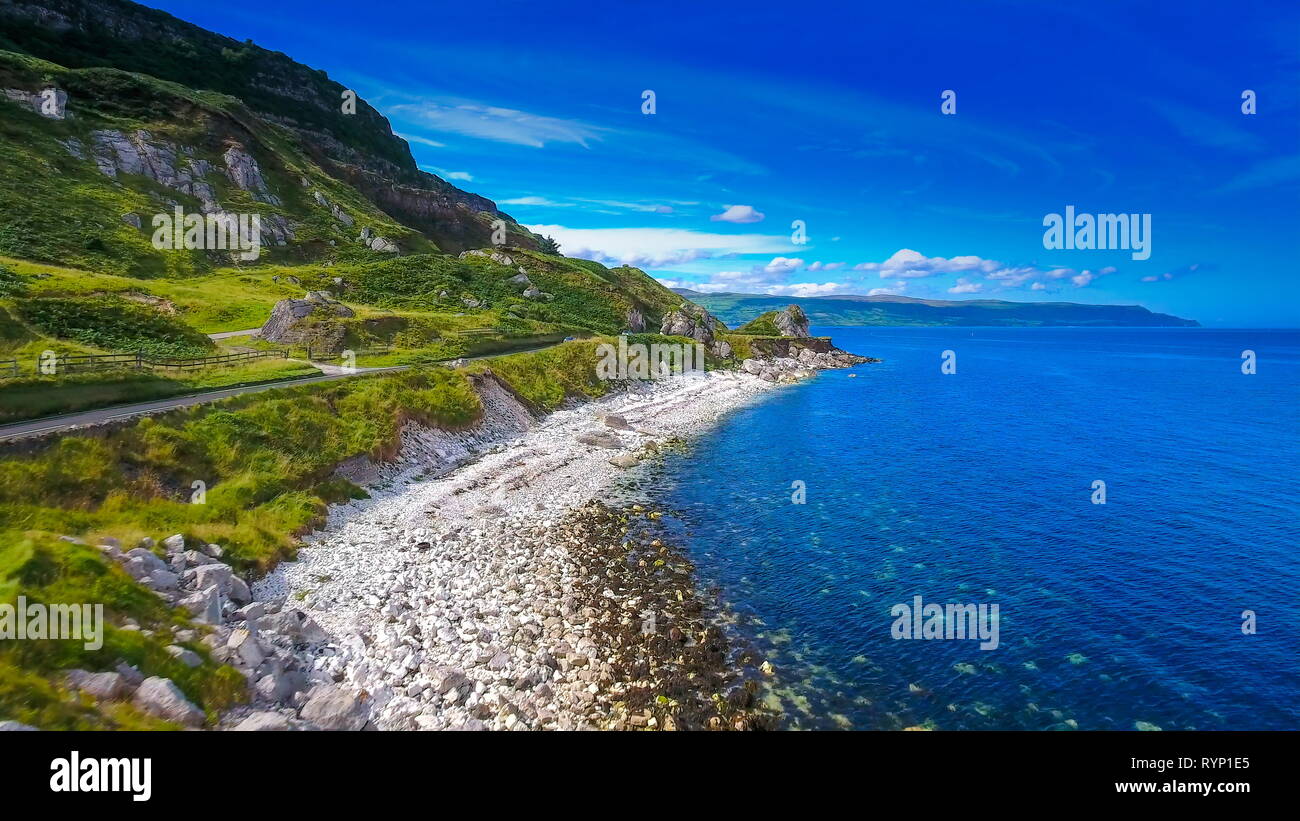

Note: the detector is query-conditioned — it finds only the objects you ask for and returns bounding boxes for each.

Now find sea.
[635,327,1300,730]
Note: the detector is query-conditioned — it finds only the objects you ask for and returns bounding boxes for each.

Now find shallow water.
[641,327,1300,730]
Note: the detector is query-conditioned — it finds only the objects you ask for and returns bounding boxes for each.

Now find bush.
[16,296,214,356]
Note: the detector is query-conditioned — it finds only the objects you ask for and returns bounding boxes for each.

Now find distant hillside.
[673,290,1200,328]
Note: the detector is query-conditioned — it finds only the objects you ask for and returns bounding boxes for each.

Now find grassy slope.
[0,49,427,276]
[0,338,699,728]
[731,310,782,336]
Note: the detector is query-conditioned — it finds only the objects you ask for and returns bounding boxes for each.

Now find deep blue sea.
[642,327,1300,730]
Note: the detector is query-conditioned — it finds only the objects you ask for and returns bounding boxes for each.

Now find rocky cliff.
[0,0,539,268]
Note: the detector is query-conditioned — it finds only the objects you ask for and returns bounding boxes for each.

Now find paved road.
[207,328,262,340]
[0,367,408,442]
[0,339,567,442]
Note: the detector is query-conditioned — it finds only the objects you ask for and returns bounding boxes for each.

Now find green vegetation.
[0,338,705,727]
[0,359,321,423]
[16,296,215,356]
[732,311,782,336]
[0,534,246,729]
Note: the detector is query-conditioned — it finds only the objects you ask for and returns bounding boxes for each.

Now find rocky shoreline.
[71,343,869,730]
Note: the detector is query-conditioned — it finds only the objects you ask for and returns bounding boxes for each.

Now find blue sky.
[146,0,1299,326]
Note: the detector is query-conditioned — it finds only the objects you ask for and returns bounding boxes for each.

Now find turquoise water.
[644,327,1300,730]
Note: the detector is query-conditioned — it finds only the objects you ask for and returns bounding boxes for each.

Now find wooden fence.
[5,349,291,378]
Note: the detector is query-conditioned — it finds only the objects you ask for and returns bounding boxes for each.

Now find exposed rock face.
[625,306,646,332]
[660,303,721,344]
[0,0,542,254]
[223,145,280,205]
[3,86,66,118]
[86,129,218,208]
[60,129,297,250]
[738,338,875,382]
[773,304,811,337]
[258,291,355,351]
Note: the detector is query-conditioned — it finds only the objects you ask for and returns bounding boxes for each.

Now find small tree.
[538,235,561,255]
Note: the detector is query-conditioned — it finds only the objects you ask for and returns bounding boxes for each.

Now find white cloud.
[398,132,447,148]
[948,278,983,294]
[853,248,1000,279]
[393,101,604,148]
[1030,282,1047,290]
[502,196,568,206]
[761,256,804,274]
[769,282,848,297]
[807,261,845,272]
[422,167,473,182]
[710,204,766,224]
[524,225,792,268]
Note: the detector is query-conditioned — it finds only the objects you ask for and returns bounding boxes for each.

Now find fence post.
[136,350,143,370]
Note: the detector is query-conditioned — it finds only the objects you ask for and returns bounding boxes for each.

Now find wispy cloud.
[398,132,447,148]
[393,100,605,148]
[419,165,473,181]
[525,225,792,267]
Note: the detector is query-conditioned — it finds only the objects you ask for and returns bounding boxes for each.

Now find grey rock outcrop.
[258,291,355,351]
[624,306,646,332]
[773,304,811,337]
[4,87,67,119]
[660,303,722,344]
[87,129,218,209]
[223,145,280,205]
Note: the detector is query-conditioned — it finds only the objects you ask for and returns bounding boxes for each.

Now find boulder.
[0,721,38,731]
[132,677,204,727]
[299,685,371,731]
[600,414,632,430]
[233,711,293,731]
[66,670,128,700]
[258,291,354,350]
[165,646,202,668]
[124,547,167,574]
[180,587,222,625]
[576,430,624,449]
[191,563,233,596]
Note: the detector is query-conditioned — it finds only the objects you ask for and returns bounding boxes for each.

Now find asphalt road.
[0,367,409,442]
[0,339,567,442]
